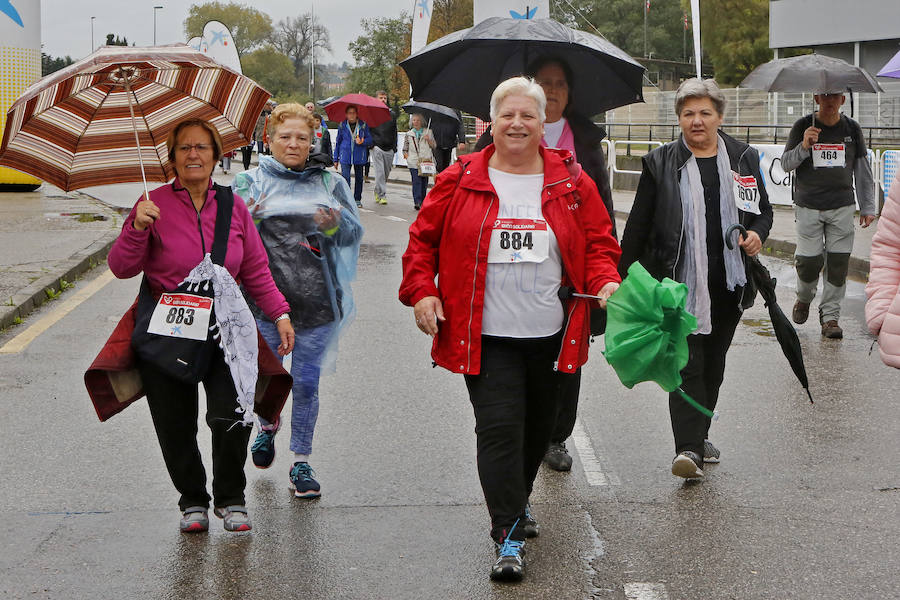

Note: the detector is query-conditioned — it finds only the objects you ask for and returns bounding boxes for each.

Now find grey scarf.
[677,135,746,335]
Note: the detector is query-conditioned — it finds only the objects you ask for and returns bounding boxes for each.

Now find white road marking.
[572,417,620,486]
[0,269,115,354]
[382,215,407,222]
[624,582,669,600]
[572,419,609,485]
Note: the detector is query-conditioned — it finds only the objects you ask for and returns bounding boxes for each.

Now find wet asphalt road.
[1,177,899,599]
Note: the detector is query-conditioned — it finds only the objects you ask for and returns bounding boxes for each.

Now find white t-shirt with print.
[481,167,564,338]
[542,118,566,148]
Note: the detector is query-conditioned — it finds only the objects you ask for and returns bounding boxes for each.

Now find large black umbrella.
[399,17,645,121]
[726,225,813,403]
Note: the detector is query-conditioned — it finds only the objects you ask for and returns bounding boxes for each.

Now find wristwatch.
[274,313,290,323]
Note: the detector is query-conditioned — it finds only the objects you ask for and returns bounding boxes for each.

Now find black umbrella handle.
[725,224,748,251]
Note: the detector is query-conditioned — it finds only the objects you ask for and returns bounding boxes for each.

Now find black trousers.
[669,295,741,456]
[434,147,453,174]
[551,368,580,444]
[137,347,251,511]
[240,145,252,170]
[464,333,563,542]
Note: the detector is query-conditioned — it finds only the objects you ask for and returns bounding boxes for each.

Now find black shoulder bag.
[131,185,234,383]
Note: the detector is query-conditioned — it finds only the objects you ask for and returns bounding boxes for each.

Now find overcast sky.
[40,0,414,65]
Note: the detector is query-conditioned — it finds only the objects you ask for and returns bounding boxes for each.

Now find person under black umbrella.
[475,56,616,473]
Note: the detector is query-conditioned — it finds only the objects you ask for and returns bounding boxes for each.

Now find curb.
[0,233,117,332]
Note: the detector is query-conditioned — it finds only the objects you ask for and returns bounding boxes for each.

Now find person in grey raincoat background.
[233,103,363,499]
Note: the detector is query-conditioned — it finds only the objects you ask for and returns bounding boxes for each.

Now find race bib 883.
[146,293,213,341]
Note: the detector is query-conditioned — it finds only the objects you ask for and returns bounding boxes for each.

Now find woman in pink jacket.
[108,119,294,533]
[865,170,899,366]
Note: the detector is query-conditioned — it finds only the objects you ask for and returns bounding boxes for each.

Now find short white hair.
[489,76,547,123]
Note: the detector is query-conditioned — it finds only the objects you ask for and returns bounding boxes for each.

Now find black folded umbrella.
[726,224,813,403]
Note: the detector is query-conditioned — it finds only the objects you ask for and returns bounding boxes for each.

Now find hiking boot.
[251,420,279,469]
[543,442,573,472]
[491,523,526,582]
[213,505,252,532]
[521,503,539,538]
[289,461,322,498]
[702,439,720,464]
[792,301,810,324]
[179,506,208,533]
[671,451,704,479]
[821,320,843,339]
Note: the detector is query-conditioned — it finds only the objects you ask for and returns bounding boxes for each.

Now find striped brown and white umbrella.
[0,44,270,192]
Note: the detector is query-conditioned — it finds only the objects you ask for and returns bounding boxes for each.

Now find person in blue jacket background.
[333,105,373,207]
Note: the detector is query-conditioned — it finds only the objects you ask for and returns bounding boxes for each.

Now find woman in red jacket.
[399,77,620,582]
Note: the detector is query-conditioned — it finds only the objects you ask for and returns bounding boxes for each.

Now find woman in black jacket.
[619,78,773,479]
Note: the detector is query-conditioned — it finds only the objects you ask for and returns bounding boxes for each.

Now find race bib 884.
[487,218,550,263]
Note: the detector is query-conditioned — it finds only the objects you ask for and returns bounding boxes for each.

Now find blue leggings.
[257,319,333,455]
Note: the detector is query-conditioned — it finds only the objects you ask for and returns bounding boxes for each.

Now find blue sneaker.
[521,503,539,538]
[490,520,526,582]
[251,420,279,469]
[289,461,321,498]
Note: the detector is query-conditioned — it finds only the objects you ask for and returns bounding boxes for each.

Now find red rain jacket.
[399,145,621,375]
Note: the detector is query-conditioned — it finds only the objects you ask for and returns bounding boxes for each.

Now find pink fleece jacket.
[865,171,900,368]
[108,178,290,320]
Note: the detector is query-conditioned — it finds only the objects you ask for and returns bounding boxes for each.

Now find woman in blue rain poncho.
[233,103,363,498]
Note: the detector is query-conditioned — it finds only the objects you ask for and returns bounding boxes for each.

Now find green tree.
[105,34,128,46]
[242,47,301,99]
[41,53,74,76]
[552,0,685,61]
[184,2,273,57]
[429,0,473,42]
[346,15,411,104]
[700,0,771,85]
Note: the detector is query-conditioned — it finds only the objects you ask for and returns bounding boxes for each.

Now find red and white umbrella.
[323,93,391,128]
[0,44,270,193]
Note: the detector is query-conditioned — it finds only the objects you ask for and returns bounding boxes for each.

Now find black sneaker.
[289,461,322,498]
[703,440,720,463]
[491,522,526,582]
[671,451,704,479]
[251,420,279,469]
[543,442,573,471]
[521,503,539,538]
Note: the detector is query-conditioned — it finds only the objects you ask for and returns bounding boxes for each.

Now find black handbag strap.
[210,184,234,266]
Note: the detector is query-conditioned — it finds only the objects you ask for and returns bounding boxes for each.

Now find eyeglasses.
[176,144,213,153]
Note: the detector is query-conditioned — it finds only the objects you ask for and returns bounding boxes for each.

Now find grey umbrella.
[402,100,460,123]
[740,54,882,125]
[740,54,882,94]
[399,17,645,121]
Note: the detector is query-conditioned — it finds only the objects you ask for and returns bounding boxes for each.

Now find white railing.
[608,140,663,189]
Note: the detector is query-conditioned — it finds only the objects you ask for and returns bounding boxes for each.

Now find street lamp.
[153,6,163,46]
[90,16,95,52]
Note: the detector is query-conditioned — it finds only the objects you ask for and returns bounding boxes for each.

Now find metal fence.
[605,82,900,147]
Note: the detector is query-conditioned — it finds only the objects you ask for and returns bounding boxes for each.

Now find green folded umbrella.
[603,262,712,417]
